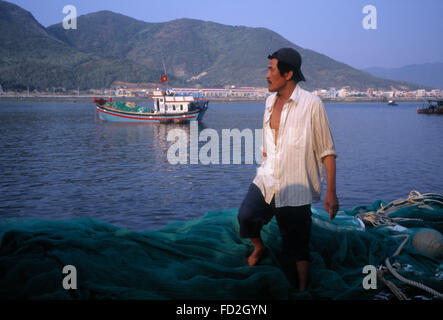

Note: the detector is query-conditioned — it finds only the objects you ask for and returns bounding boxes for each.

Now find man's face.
[266,58,288,92]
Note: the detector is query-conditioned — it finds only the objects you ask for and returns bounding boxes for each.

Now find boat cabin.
[151,89,195,114]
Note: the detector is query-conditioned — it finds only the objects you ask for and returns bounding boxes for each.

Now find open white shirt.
[253,85,338,207]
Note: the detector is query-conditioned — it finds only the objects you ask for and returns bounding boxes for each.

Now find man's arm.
[323,155,339,220]
[261,127,267,162]
[311,100,339,220]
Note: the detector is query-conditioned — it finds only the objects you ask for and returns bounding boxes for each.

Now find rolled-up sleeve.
[261,117,266,154]
[311,100,338,160]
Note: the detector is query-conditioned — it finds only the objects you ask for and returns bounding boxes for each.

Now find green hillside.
[0,2,163,91]
[1,1,422,91]
[47,12,422,91]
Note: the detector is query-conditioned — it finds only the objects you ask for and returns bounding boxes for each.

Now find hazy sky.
[6,0,443,69]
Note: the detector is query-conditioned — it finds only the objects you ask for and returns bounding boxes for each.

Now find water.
[0,101,442,231]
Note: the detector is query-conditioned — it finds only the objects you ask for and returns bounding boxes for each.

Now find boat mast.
[161,51,168,95]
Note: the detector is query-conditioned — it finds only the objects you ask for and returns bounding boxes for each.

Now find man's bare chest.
[270,100,285,131]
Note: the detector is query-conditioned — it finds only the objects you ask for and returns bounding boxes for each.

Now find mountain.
[0,1,86,65]
[47,11,421,91]
[1,1,423,91]
[363,63,443,89]
[46,10,150,59]
[0,1,163,91]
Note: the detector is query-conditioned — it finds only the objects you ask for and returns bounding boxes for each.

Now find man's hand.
[324,190,339,221]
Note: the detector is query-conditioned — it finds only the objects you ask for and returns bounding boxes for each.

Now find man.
[237,48,339,292]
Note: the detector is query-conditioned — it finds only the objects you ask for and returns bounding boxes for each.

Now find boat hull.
[417,108,443,114]
[96,105,207,123]
[417,99,443,115]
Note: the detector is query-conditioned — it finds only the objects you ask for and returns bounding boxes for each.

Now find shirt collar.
[266,85,301,111]
[289,84,301,105]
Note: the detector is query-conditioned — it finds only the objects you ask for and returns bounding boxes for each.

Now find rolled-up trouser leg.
[238,183,274,239]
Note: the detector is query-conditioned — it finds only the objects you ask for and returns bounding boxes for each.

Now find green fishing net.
[104,101,153,113]
[0,195,442,300]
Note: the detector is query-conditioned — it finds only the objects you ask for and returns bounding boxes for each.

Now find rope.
[377,191,443,215]
[385,257,443,300]
[381,234,443,300]
[356,191,443,227]
[392,234,409,257]
[355,211,399,227]
[355,191,443,299]
[376,269,408,300]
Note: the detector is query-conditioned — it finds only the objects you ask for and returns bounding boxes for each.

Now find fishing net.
[104,101,153,114]
[0,192,442,300]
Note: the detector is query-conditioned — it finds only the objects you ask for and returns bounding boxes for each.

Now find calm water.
[0,101,442,231]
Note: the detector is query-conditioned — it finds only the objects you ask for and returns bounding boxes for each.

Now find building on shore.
[3,81,441,101]
[104,85,443,101]
[326,88,338,99]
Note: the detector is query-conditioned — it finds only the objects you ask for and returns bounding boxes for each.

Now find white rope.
[377,191,443,215]
[385,257,443,300]
[392,234,409,257]
[381,234,443,300]
[356,191,443,227]
[355,191,443,299]
[377,269,408,300]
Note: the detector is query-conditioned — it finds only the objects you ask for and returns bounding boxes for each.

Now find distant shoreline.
[0,95,427,104]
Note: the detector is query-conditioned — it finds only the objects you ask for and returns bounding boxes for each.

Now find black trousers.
[238,183,312,261]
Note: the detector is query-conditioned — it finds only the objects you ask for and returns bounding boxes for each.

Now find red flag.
[161,74,168,83]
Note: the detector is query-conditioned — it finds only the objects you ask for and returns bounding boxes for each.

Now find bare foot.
[246,247,268,266]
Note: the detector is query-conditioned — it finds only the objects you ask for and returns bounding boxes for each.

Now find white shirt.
[253,85,338,207]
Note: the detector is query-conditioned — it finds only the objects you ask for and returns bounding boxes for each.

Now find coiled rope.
[377,191,443,215]
[356,191,443,227]
[354,191,443,299]
[379,234,443,300]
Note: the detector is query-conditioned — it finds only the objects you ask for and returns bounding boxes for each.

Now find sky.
[5,0,443,69]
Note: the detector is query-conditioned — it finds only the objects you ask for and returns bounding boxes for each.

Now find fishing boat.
[94,89,209,123]
[417,99,443,114]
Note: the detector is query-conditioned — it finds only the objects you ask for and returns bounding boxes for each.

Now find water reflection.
[94,121,209,165]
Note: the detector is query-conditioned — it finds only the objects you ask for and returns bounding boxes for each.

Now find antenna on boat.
[161,52,167,77]
[159,49,169,97]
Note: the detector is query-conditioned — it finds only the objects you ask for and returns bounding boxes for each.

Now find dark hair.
[276,60,298,82]
[268,53,298,83]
